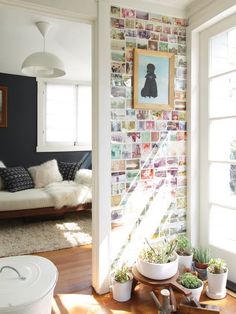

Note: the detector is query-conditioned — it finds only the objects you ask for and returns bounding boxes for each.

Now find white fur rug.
[0,211,92,257]
[45,181,92,208]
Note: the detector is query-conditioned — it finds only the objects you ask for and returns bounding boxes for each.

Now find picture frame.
[133,49,175,111]
[0,86,8,128]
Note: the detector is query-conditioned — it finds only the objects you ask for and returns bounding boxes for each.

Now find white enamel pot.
[0,255,58,314]
[183,282,203,301]
[206,269,228,299]
[136,252,178,280]
[177,253,193,273]
[112,273,133,302]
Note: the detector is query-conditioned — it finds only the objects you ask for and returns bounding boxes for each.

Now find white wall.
[1,0,97,20]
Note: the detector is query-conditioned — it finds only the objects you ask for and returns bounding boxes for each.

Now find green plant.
[176,234,193,256]
[193,247,211,264]
[208,258,227,274]
[179,272,202,289]
[139,238,177,264]
[114,264,131,283]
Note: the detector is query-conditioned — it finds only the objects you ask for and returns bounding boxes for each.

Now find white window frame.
[37,78,92,152]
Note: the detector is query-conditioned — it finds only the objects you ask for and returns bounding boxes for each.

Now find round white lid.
[0,255,58,309]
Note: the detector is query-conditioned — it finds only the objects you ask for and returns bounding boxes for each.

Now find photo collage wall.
[110,5,188,238]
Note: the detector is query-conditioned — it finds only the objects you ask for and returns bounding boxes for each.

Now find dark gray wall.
[0,73,90,168]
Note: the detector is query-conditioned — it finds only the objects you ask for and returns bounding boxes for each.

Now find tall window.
[37,81,91,152]
[208,28,236,253]
[200,19,236,283]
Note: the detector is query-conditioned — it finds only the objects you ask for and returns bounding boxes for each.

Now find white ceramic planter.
[206,269,228,300]
[177,254,193,274]
[183,282,203,301]
[112,273,133,302]
[136,252,178,280]
[0,255,58,314]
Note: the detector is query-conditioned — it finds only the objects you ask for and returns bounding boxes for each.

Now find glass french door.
[199,14,236,283]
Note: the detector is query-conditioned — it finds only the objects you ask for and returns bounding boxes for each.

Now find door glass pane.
[209,118,236,160]
[210,28,236,77]
[209,71,236,118]
[209,204,236,254]
[209,162,236,207]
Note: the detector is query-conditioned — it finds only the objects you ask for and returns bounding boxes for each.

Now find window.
[208,28,236,252]
[199,17,236,283]
[37,80,91,152]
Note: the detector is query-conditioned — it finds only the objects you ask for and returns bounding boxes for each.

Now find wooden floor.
[36,246,236,314]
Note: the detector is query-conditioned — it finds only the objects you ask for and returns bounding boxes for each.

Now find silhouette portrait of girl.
[141,63,158,98]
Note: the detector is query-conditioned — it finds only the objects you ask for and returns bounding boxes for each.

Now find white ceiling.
[0,1,194,81]
[0,5,92,81]
[143,0,195,9]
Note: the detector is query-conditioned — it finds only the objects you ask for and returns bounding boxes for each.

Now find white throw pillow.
[0,161,6,190]
[28,159,62,188]
[75,169,92,187]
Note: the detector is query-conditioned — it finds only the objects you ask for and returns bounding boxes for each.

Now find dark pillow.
[58,161,79,181]
[0,166,34,192]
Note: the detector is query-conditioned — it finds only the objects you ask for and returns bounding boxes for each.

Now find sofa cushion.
[75,169,92,187]
[28,159,63,188]
[0,188,53,211]
[58,161,79,181]
[0,161,6,190]
[0,166,34,192]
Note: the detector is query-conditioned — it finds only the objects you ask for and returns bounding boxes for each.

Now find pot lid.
[0,255,58,308]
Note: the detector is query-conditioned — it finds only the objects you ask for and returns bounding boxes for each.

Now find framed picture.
[0,86,7,128]
[133,49,175,111]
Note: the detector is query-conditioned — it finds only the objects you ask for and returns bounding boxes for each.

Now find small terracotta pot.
[194,261,208,269]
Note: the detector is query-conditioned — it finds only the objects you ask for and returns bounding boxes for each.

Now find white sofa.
[0,165,92,220]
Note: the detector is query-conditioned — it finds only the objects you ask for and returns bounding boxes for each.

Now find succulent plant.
[208,258,227,274]
[176,234,193,256]
[139,238,178,264]
[114,264,131,283]
[179,272,202,289]
[193,247,211,264]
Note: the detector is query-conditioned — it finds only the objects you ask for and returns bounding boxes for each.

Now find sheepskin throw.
[45,181,92,208]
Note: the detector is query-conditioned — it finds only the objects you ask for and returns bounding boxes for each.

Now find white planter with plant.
[176,234,193,274]
[137,238,178,280]
[206,258,228,300]
[112,264,133,302]
[179,272,203,301]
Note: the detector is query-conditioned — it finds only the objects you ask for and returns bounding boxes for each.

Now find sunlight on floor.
[52,293,131,314]
[52,294,100,314]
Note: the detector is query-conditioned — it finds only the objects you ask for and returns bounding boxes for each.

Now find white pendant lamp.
[21,21,65,78]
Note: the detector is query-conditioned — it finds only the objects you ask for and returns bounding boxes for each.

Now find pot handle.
[0,266,26,280]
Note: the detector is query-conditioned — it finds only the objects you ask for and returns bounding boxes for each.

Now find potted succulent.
[111,264,133,302]
[176,234,193,273]
[178,272,203,301]
[206,258,228,300]
[136,238,178,280]
[193,247,211,280]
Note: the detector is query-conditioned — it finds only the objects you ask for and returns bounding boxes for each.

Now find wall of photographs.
[110,5,188,261]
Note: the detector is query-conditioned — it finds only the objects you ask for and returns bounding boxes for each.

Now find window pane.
[209,204,236,253]
[209,118,236,161]
[209,162,236,207]
[209,71,236,118]
[46,84,76,143]
[210,28,236,77]
[77,85,92,145]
